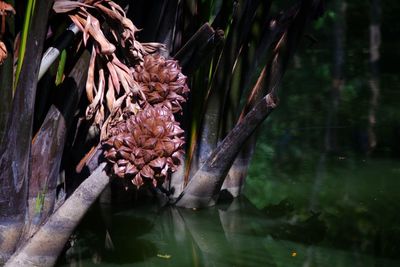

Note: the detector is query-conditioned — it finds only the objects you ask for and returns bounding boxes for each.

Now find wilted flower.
[133,54,190,114]
[102,106,185,187]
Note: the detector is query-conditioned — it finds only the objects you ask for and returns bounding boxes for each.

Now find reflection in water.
[56,158,400,267]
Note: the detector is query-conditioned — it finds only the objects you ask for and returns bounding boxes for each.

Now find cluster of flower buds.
[54,0,189,187]
[102,106,185,187]
[134,54,190,114]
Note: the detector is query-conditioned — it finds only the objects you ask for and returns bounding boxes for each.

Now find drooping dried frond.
[53,0,92,13]
[0,0,15,65]
[53,1,189,184]
[53,0,172,133]
[0,41,6,64]
[53,0,167,131]
[0,1,15,16]
[102,106,185,187]
[134,54,190,113]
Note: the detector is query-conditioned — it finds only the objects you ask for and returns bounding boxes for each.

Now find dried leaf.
[86,46,97,103]
[106,61,121,94]
[106,74,115,111]
[0,1,15,15]
[0,41,7,65]
[75,12,116,54]
[86,66,105,120]
[53,0,92,13]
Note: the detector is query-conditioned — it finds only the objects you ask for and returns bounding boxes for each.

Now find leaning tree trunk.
[221,7,290,197]
[22,51,90,241]
[176,92,278,208]
[189,0,261,180]
[0,0,53,262]
[176,0,322,208]
[169,22,224,198]
[5,163,109,267]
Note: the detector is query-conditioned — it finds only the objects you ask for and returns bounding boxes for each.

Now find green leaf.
[55,49,67,86]
[14,0,36,91]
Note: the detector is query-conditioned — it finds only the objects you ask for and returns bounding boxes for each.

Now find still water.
[56,155,400,267]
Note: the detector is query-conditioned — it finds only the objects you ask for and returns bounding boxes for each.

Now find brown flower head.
[102,106,185,187]
[133,54,189,114]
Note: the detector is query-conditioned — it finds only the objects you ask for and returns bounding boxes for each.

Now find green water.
[57,156,400,267]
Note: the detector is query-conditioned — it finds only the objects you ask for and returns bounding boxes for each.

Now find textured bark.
[220,6,298,196]
[191,0,263,180]
[23,52,89,241]
[221,67,267,196]
[221,152,253,197]
[176,0,322,208]
[5,163,109,267]
[0,54,13,146]
[222,0,318,197]
[206,1,304,197]
[176,94,277,208]
[0,0,53,262]
[169,23,224,198]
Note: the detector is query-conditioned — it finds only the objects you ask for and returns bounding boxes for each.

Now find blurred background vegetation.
[244,0,400,263]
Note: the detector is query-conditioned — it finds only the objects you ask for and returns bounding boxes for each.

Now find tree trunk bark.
[189,0,262,181]
[176,93,277,208]
[5,163,109,267]
[0,54,13,146]
[176,0,321,208]
[0,0,53,262]
[23,51,89,241]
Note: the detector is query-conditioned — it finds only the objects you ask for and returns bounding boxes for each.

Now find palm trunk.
[221,1,307,197]
[221,68,268,197]
[0,54,13,146]
[189,0,262,180]
[176,93,278,208]
[23,51,89,241]
[0,0,53,262]
[176,0,321,208]
[5,163,109,267]
[170,23,224,198]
